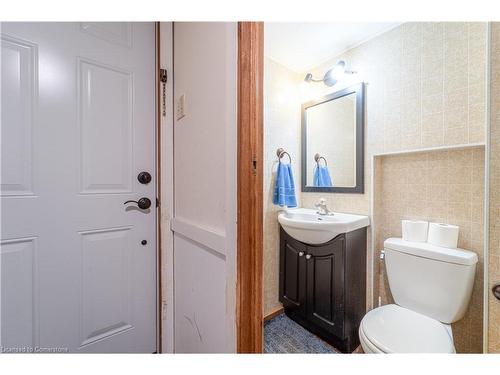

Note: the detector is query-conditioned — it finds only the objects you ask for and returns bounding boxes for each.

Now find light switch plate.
[176,94,186,120]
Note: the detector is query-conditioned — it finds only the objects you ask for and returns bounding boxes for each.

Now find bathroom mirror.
[301,83,364,193]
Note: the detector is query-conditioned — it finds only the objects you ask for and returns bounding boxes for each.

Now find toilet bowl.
[359,304,455,353]
[359,238,477,353]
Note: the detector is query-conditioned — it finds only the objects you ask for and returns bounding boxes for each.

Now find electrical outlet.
[176,94,186,120]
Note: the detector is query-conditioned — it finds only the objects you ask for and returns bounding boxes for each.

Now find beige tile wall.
[301,22,488,316]
[488,22,500,353]
[374,148,485,353]
[263,23,488,350]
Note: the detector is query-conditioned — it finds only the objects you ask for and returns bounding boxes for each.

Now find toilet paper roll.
[427,222,459,248]
[402,220,429,242]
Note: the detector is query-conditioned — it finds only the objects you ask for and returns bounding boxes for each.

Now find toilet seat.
[359,304,455,353]
[359,324,383,353]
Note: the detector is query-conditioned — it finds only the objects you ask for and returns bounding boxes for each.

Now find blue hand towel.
[273,162,297,208]
[313,165,333,187]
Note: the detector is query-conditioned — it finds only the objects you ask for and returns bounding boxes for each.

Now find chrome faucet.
[314,198,332,216]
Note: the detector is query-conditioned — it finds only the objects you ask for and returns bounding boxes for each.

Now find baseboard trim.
[264,306,284,321]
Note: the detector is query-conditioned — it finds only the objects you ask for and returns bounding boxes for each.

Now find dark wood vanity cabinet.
[279,226,367,353]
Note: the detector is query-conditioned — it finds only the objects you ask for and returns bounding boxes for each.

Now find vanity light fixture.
[304,60,355,87]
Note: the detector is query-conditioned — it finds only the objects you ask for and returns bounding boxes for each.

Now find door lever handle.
[124,197,151,210]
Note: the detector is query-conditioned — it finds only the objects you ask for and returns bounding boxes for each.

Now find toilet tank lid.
[384,238,478,266]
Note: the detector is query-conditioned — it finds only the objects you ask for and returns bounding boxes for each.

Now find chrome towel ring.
[277,148,292,164]
[314,153,328,166]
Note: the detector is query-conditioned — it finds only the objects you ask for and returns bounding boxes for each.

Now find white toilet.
[359,237,478,353]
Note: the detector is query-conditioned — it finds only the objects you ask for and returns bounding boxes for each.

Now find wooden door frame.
[236,22,264,353]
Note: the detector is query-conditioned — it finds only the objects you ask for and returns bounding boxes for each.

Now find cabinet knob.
[306,254,312,260]
[298,251,304,257]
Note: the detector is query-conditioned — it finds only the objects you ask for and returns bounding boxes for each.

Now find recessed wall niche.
[373,146,485,353]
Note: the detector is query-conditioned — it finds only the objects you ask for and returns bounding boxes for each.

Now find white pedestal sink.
[278,208,370,245]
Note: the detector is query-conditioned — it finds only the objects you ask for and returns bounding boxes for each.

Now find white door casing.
[0,22,157,353]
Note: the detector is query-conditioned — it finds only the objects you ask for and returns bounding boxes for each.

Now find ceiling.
[264,22,400,73]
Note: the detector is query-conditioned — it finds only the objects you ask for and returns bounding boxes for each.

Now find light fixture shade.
[322,71,338,87]
[323,70,338,87]
[322,60,347,86]
[304,60,353,87]
[332,60,346,76]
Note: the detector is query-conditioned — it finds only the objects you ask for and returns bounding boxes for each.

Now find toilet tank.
[383,238,477,324]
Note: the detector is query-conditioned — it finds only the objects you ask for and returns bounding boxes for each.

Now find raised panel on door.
[78,58,133,194]
[79,227,133,348]
[80,23,133,48]
[306,237,344,337]
[0,237,38,349]
[279,228,306,313]
[0,35,36,197]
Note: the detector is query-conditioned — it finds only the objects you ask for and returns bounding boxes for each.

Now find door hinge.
[156,197,160,208]
[160,68,168,117]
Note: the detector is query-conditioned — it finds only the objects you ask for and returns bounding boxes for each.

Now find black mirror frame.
[301,82,365,194]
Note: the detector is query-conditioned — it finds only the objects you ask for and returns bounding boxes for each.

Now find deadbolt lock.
[137,171,152,184]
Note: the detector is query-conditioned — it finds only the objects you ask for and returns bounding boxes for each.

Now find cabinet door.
[306,236,345,337]
[279,229,307,314]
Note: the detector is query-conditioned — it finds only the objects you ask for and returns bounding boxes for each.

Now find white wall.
[171,22,237,353]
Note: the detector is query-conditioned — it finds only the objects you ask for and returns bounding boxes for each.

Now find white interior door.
[1,22,157,353]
